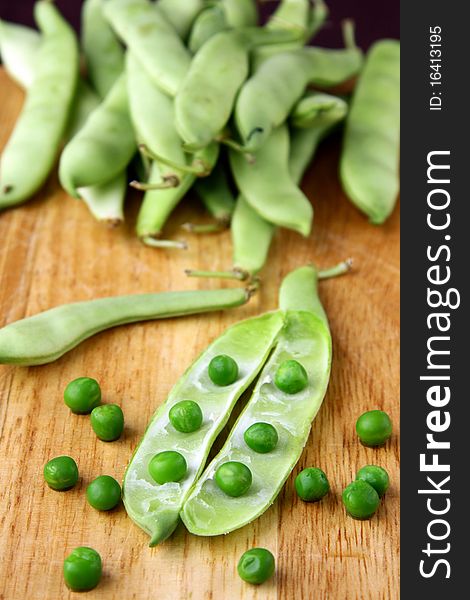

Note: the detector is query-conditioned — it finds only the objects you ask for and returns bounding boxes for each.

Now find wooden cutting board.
[0,69,399,600]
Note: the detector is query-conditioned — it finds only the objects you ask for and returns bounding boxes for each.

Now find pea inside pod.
[181,265,338,536]
[122,311,284,545]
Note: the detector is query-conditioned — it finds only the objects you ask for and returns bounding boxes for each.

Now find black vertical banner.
[401,1,467,597]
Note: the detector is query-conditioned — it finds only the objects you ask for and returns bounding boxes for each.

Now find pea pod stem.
[317,258,353,280]
[141,236,188,250]
[139,144,211,177]
[185,268,248,281]
[129,174,180,191]
[181,220,229,234]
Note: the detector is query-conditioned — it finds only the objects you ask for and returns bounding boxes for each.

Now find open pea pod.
[181,265,334,536]
[122,311,284,545]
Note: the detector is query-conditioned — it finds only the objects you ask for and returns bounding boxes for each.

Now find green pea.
[90,404,124,441]
[237,548,275,585]
[208,354,239,386]
[215,461,252,497]
[43,456,79,491]
[63,546,102,592]
[342,480,380,520]
[356,465,389,497]
[274,359,308,394]
[86,475,121,511]
[64,377,101,414]
[295,467,330,502]
[169,400,203,433]
[148,451,187,485]
[355,410,392,446]
[244,422,278,453]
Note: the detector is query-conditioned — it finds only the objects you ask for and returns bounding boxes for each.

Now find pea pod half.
[181,265,335,535]
[122,311,284,545]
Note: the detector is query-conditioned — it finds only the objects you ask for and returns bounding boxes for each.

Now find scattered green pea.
[215,461,252,497]
[208,354,239,386]
[356,465,389,497]
[43,456,78,491]
[274,359,308,394]
[148,451,187,485]
[169,400,203,433]
[237,548,275,585]
[295,467,330,502]
[86,475,121,511]
[63,546,102,592]
[64,377,101,414]
[244,422,278,453]
[90,403,124,441]
[342,479,380,519]
[355,409,392,446]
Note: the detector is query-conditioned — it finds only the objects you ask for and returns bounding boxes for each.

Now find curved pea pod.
[59,74,136,197]
[340,40,400,224]
[103,0,191,96]
[229,124,312,236]
[237,41,361,152]
[157,0,206,40]
[181,266,334,535]
[82,0,125,98]
[0,2,79,210]
[0,19,40,88]
[175,30,250,150]
[188,5,229,54]
[122,311,285,545]
[0,287,251,367]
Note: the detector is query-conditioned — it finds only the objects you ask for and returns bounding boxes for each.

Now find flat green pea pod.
[175,30,250,150]
[181,264,343,536]
[156,0,206,40]
[188,5,229,54]
[0,2,78,210]
[0,19,40,88]
[126,51,186,189]
[123,310,284,545]
[0,18,126,225]
[0,287,251,367]
[236,27,361,152]
[340,40,400,224]
[187,115,329,281]
[104,0,191,96]
[231,197,275,277]
[291,92,348,129]
[82,0,125,98]
[59,74,136,198]
[229,124,312,236]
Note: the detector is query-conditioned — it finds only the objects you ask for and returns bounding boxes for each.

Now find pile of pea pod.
[0,0,400,280]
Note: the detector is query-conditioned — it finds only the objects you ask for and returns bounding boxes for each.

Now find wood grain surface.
[0,69,399,600]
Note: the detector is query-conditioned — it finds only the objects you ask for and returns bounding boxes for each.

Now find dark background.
[0,0,399,50]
